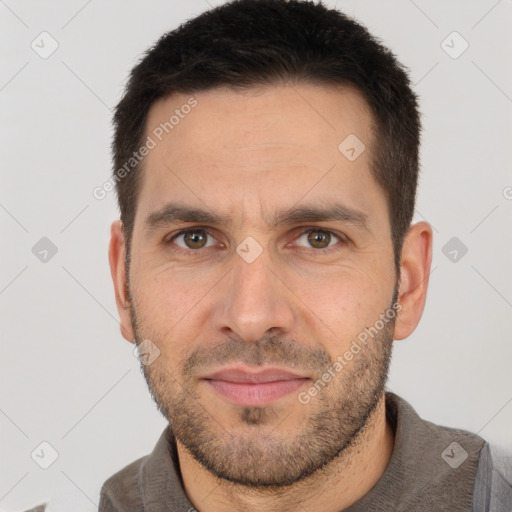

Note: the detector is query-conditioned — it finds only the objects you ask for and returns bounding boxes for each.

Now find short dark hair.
[113,0,420,272]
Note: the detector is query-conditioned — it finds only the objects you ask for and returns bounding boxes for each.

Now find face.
[123,84,399,487]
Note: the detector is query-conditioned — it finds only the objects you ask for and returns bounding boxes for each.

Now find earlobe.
[108,220,136,343]
[394,221,433,341]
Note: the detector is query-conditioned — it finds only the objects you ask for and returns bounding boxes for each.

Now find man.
[99,0,512,510]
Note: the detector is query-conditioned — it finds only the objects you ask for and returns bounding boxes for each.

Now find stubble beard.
[131,298,395,488]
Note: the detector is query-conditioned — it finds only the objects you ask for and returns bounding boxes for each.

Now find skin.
[109,83,432,512]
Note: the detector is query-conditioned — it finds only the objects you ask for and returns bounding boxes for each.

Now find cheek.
[132,263,214,321]
[297,270,393,344]
[133,283,196,377]
[130,268,216,359]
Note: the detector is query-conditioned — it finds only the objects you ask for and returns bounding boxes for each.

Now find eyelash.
[164,227,348,256]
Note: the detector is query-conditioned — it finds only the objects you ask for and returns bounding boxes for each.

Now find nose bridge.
[213,242,294,342]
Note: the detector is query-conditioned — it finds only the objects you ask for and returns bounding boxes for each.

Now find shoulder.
[472,442,512,511]
[98,455,148,511]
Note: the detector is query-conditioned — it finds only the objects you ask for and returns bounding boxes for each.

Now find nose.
[211,247,296,343]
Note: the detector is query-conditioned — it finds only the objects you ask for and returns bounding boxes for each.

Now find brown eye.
[184,230,207,249]
[173,229,216,250]
[307,230,332,249]
[294,229,343,252]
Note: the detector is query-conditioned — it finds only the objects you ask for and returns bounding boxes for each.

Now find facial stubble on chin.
[129,292,396,488]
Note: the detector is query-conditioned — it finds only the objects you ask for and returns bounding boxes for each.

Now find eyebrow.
[144,201,369,232]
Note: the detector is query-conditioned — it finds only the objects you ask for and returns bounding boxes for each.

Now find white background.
[1,0,511,510]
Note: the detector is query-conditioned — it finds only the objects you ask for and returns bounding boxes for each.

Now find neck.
[177,393,395,512]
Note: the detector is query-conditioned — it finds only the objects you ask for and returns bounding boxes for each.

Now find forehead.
[135,83,385,229]
[146,83,373,156]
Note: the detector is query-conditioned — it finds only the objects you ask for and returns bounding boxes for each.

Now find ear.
[108,220,135,343]
[394,221,433,340]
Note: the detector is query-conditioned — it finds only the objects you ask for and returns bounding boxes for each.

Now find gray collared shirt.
[24,392,512,511]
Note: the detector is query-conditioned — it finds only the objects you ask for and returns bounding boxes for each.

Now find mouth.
[200,365,311,407]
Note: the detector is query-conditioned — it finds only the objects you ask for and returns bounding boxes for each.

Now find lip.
[201,365,311,406]
[205,366,307,383]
